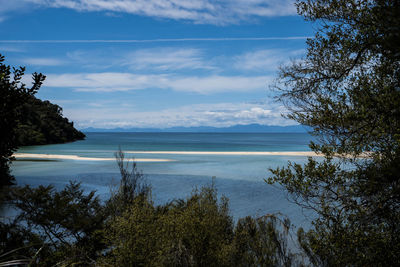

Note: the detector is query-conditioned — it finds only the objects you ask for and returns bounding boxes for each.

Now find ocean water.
[11,132,315,227]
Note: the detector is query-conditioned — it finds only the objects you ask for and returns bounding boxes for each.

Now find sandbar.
[13,153,175,162]
[126,151,320,156]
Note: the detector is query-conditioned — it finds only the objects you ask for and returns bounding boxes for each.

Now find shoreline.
[14,150,369,162]
[13,153,175,162]
[126,151,370,158]
[126,151,321,156]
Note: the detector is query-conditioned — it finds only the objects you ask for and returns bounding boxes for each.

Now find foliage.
[15,94,85,146]
[268,0,400,265]
[0,220,45,266]
[229,215,300,267]
[0,54,45,189]
[0,148,307,266]
[103,182,233,266]
[104,178,302,266]
[8,182,107,266]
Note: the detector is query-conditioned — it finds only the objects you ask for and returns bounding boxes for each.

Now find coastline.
[13,151,323,163]
[125,151,370,158]
[126,151,321,156]
[13,153,175,162]
[14,151,369,161]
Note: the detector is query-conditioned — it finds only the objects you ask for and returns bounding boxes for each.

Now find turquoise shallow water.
[12,132,315,226]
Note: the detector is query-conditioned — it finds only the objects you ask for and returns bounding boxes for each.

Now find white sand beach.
[14,151,368,161]
[13,153,175,162]
[125,151,321,156]
[125,151,370,158]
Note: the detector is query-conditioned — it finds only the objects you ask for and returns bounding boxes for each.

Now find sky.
[0,0,314,129]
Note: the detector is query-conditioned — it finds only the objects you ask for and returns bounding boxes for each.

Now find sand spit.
[13,153,175,162]
[126,151,320,157]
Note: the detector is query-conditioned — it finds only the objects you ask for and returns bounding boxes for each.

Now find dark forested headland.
[15,95,85,146]
[1,53,84,187]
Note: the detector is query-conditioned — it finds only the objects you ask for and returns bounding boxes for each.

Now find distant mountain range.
[81,124,310,133]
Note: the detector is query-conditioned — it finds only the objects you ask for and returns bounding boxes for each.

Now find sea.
[11,132,316,228]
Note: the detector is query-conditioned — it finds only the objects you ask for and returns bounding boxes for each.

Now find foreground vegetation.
[1,151,302,266]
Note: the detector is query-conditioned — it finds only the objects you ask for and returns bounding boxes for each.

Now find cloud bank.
[63,101,294,129]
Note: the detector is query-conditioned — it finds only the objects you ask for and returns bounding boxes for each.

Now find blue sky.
[0,0,314,129]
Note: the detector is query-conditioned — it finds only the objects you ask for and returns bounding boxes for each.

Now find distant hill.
[82,124,309,133]
[16,95,85,146]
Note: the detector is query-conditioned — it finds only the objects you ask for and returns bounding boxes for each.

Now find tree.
[0,54,45,190]
[268,0,400,265]
[10,182,107,265]
[2,151,150,266]
[105,149,151,218]
[229,215,300,267]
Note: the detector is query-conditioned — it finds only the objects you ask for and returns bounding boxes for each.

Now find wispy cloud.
[25,0,297,24]
[63,101,294,129]
[164,75,271,94]
[234,49,304,72]
[119,48,213,71]
[22,57,64,66]
[43,72,272,94]
[43,73,159,92]
[59,47,305,73]
[0,0,33,23]
[0,46,25,53]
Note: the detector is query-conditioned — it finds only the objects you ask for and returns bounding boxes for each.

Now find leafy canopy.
[268,0,400,265]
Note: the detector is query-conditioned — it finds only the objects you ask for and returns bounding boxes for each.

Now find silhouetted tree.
[0,54,45,191]
[0,53,85,196]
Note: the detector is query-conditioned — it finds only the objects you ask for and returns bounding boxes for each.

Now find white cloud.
[0,46,25,53]
[165,75,271,93]
[65,48,214,71]
[234,49,304,72]
[62,47,305,73]
[121,48,213,71]
[231,0,296,17]
[43,72,272,94]
[0,0,39,22]
[24,0,297,24]
[44,72,164,91]
[22,57,64,66]
[63,101,294,128]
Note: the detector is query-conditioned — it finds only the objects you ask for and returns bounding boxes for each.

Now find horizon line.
[0,37,310,44]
